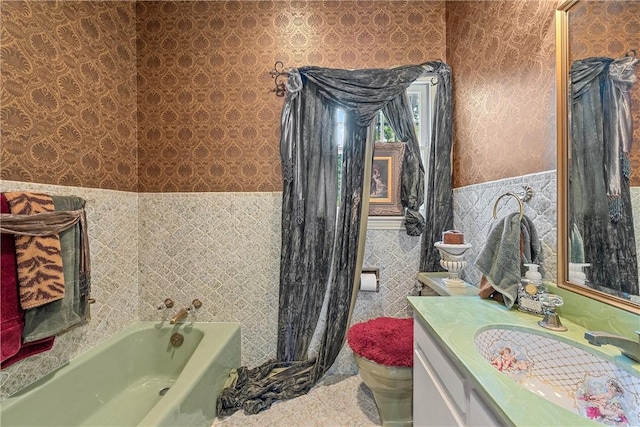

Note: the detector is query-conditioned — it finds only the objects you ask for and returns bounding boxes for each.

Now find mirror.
[557,0,640,314]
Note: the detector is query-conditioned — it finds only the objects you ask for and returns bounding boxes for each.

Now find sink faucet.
[170,308,189,324]
[584,330,640,363]
[537,294,567,332]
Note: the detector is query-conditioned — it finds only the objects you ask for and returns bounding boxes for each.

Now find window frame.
[368,75,436,230]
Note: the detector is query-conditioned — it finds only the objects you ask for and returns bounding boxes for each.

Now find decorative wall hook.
[269,61,289,97]
[521,185,534,203]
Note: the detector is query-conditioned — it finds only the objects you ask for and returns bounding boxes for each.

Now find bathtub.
[0,321,241,427]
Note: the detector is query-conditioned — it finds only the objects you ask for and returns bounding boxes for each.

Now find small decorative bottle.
[517,264,546,315]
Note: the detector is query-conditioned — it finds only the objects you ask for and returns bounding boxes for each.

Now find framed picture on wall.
[369,142,405,216]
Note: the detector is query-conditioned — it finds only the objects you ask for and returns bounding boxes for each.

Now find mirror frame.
[556,0,640,314]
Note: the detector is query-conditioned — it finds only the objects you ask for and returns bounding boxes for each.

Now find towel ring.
[492,192,524,221]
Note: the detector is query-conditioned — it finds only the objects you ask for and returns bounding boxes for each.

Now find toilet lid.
[347,317,413,367]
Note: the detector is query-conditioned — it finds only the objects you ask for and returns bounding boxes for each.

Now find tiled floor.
[212,374,381,427]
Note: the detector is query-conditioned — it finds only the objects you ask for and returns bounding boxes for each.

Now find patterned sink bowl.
[475,327,640,426]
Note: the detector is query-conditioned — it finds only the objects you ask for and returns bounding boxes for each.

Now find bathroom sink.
[474,327,640,426]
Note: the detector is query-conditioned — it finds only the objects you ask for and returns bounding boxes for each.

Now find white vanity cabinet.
[413,316,503,427]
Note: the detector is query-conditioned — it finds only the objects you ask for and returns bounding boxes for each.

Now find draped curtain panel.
[382,92,425,236]
[569,56,639,296]
[278,77,339,362]
[419,62,454,272]
[278,64,425,363]
[218,63,438,417]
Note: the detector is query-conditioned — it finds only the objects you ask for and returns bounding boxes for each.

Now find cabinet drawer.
[414,319,467,415]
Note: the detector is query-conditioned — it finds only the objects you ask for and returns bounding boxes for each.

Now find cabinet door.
[414,347,464,427]
[468,390,501,427]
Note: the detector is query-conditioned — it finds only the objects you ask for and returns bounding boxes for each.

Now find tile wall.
[454,170,558,286]
[137,192,283,365]
[137,192,423,373]
[0,181,424,394]
[0,170,559,396]
[0,180,138,399]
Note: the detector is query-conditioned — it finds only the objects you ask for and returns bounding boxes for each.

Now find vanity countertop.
[408,296,640,427]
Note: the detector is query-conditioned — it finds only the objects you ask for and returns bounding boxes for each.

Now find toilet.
[347,317,413,427]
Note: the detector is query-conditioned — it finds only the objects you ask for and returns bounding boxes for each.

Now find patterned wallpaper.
[136,0,446,192]
[569,0,640,185]
[1,1,138,192]
[2,0,568,191]
[447,1,558,188]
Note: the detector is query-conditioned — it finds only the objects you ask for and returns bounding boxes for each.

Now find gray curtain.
[217,63,431,417]
[569,56,639,296]
[419,62,454,272]
[382,92,425,236]
[278,64,426,362]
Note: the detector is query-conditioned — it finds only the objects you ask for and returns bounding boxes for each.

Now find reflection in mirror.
[557,0,640,313]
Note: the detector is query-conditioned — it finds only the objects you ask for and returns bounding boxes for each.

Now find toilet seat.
[347,317,413,367]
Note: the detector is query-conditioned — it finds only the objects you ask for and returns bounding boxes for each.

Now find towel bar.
[492,192,524,221]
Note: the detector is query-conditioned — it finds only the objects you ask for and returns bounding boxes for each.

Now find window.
[335,75,437,228]
[407,76,437,216]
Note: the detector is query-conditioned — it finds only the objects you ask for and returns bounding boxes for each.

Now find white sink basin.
[475,327,640,426]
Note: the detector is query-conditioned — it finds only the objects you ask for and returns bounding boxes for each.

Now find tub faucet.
[170,308,189,324]
[584,330,640,363]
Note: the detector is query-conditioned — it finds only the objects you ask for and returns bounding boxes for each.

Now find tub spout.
[584,330,640,363]
[170,308,189,324]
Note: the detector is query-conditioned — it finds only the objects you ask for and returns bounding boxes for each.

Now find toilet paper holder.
[360,268,380,292]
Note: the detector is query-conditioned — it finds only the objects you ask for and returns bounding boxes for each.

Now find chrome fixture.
[170,308,189,324]
[584,330,640,363]
[537,294,567,332]
[191,299,202,309]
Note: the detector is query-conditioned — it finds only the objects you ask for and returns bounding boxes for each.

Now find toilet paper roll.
[360,272,379,292]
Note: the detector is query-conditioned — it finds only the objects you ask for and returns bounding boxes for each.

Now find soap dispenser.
[517,263,546,315]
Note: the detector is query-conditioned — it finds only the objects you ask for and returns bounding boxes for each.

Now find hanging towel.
[21,196,88,342]
[0,194,56,368]
[1,194,23,362]
[1,337,55,369]
[3,192,65,309]
[474,212,542,309]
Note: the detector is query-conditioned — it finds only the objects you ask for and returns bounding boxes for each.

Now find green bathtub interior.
[0,321,241,427]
